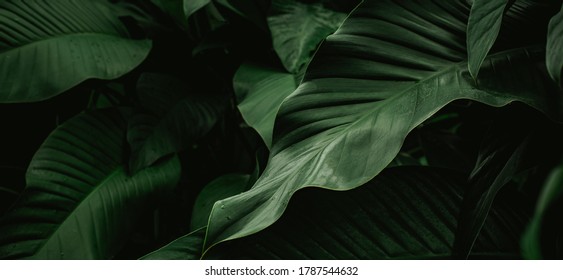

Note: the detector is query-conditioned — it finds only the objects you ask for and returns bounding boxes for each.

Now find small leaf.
[547,2,563,87]
[268,0,348,73]
[234,62,297,148]
[467,0,510,79]
[0,0,152,103]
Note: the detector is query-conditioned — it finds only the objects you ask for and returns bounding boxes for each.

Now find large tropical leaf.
[0,109,181,259]
[127,73,226,173]
[268,0,349,74]
[234,62,297,148]
[466,0,509,79]
[0,0,152,103]
[145,167,530,259]
[547,2,563,87]
[204,0,562,248]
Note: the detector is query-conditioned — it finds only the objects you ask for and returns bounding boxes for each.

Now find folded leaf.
[205,0,562,249]
[0,109,181,259]
[0,0,152,103]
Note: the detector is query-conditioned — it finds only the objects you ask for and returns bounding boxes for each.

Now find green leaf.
[0,0,152,103]
[522,165,563,259]
[0,109,181,259]
[454,132,530,258]
[234,62,297,148]
[215,0,270,30]
[127,73,226,173]
[467,0,510,79]
[147,167,530,259]
[140,227,206,260]
[547,2,563,87]
[190,174,250,230]
[205,0,561,249]
[268,0,348,73]
[185,0,211,19]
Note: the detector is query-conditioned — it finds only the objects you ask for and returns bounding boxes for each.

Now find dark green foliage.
[0,0,562,259]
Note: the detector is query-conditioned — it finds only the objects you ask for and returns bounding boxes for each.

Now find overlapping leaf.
[0,109,181,259]
[205,0,562,248]
[268,0,348,73]
[466,0,509,79]
[127,73,226,173]
[234,63,297,148]
[0,0,152,103]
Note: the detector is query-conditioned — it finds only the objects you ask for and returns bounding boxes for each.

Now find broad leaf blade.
[268,0,348,73]
[128,73,226,173]
[0,0,151,103]
[547,3,563,87]
[467,0,509,79]
[234,62,297,148]
[205,0,561,248]
[0,109,181,259]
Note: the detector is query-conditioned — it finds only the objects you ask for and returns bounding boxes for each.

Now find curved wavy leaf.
[268,0,348,73]
[127,73,226,173]
[0,109,181,259]
[466,0,509,79]
[205,0,561,248]
[234,62,296,148]
[0,0,152,103]
[547,2,563,87]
